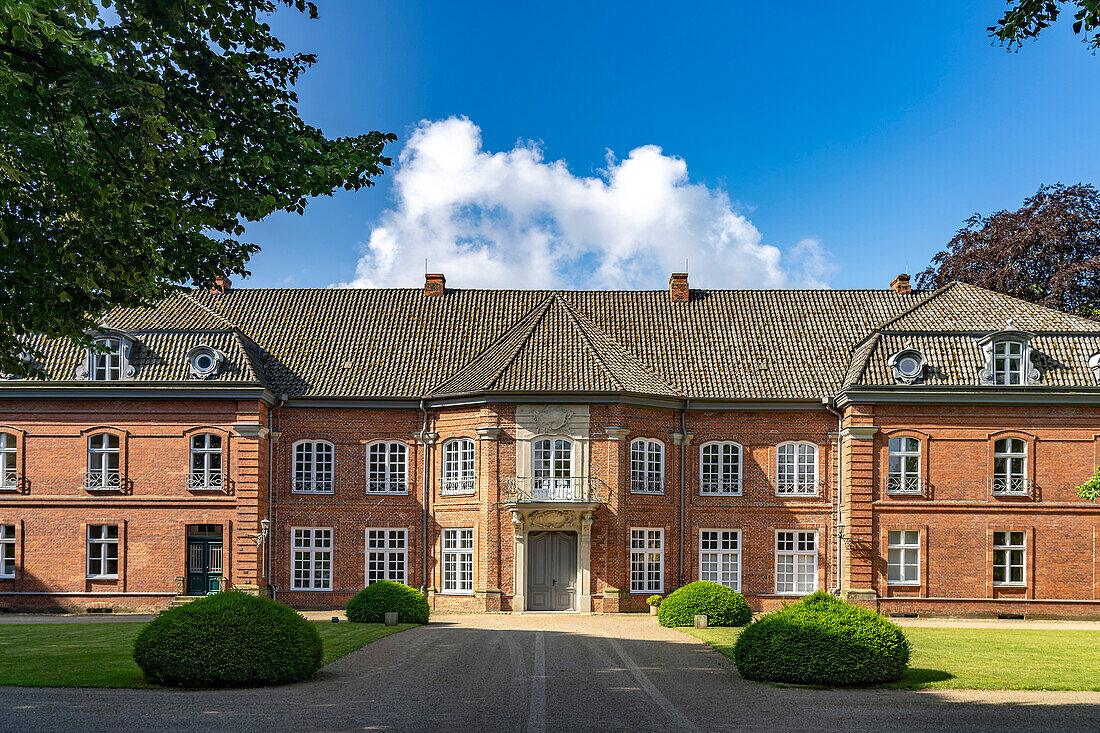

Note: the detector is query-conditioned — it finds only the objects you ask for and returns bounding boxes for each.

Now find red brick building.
[2,273,1098,618]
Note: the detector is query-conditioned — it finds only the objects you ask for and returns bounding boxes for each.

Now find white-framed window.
[441,528,474,594]
[630,439,665,494]
[86,524,118,578]
[0,432,16,490]
[775,530,817,594]
[291,527,332,591]
[189,433,223,490]
[367,441,408,494]
[85,433,120,490]
[630,528,664,594]
[993,531,1026,586]
[441,438,475,495]
[0,524,14,578]
[887,436,921,494]
[699,529,740,590]
[993,341,1024,385]
[700,442,742,496]
[887,530,920,585]
[531,437,574,500]
[365,528,407,586]
[992,438,1028,495]
[91,337,123,381]
[776,442,818,495]
[292,440,334,494]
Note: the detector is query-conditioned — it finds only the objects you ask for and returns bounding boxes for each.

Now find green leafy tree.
[916,184,1100,316]
[990,1,1100,50]
[1076,467,1100,501]
[0,1,395,376]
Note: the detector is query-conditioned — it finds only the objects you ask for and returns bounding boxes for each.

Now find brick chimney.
[424,273,446,296]
[669,273,689,302]
[211,276,231,294]
[890,273,911,294]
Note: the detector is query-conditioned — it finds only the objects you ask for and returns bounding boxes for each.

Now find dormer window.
[1088,353,1100,383]
[887,348,925,385]
[186,345,224,380]
[993,341,1024,385]
[76,331,135,381]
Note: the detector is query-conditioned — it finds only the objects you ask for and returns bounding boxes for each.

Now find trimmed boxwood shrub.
[657,581,752,627]
[346,579,430,624]
[733,591,910,686]
[133,591,322,687]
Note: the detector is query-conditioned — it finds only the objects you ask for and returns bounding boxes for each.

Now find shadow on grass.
[885,668,957,689]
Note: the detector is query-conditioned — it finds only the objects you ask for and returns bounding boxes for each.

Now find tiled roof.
[12,280,1099,399]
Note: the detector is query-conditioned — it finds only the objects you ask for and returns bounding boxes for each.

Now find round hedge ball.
[346,579,430,624]
[733,591,911,686]
[133,591,322,688]
[657,581,752,627]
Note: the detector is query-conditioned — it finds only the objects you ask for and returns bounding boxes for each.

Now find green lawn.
[688,626,1100,691]
[0,620,415,688]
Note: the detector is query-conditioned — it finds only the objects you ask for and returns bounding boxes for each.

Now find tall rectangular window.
[189,433,223,490]
[993,531,1025,586]
[0,524,14,578]
[992,438,1028,495]
[699,530,740,590]
[0,432,16,490]
[887,437,921,494]
[368,442,407,493]
[92,338,122,381]
[700,443,742,495]
[366,529,407,585]
[85,433,120,490]
[630,528,664,594]
[776,443,818,495]
[887,530,920,585]
[775,530,816,594]
[993,341,1024,385]
[293,441,334,493]
[442,439,475,495]
[86,524,118,578]
[291,528,332,591]
[441,528,474,594]
[630,439,665,494]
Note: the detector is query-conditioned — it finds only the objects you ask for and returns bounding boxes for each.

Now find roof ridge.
[869,282,957,334]
[847,333,880,389]
[181,292,243,332]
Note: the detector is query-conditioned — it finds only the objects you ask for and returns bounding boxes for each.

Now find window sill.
[887,582,921,587]
[631,490,667,496]
[290,588,333,592]
[630,590,663,595]
[365,491,410,497]
[775,590,815,596]
[291,490,336,496]
[993,583,1027,589]
[699,493,742,498]
[775,492,821,499]
[86,575,118,580]
[438,590,475,596]
[440,492,476,498]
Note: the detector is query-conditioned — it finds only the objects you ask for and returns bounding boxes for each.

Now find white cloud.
[340,117,832,290]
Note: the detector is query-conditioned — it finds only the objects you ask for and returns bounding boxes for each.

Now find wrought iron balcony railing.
[992,476,1031,496]
[776,478,822,496]
[0,470,19,492]
[886,475,925,495]
[83,470,121,491]
[441,478,475,495]
[188,471,225,491]
[506,476,610,504]
[631,478,665,494]
[366,479,408,494]
[699,478,742,496]
[292,478,334,494]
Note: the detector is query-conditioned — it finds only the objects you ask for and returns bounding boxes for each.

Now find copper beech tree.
[917,184,1100,317]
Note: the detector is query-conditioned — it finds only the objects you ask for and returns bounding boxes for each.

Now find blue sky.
[238,1,1100,290]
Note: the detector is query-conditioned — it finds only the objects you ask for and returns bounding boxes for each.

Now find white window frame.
[629,528,664,594]
[993,530,1026,586]
[776,442,819,496]
[887,530,920,586]
[291,527,333,591]
[886,436,922,494]
[775,530,817,595]
[86,433,120,490]
[630,439,665,494]
[441,528,474,594]
[441,438,475,496]
[699,529,740,591]
[992,438,1028,495]
[0,432,17,491]
[365,528,408,586]
[700,441,743,496]
[292,440,335,494]
[993,340,1024,385]
[367,441,408,494]
[189,433,224,490]
[0,524,15,578]
[86,524,119,578]
[91,337,124,381]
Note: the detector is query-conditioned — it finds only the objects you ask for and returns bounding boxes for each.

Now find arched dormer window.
[75,331,135,381]
[977,329,1039,386]
[630,439,665,494]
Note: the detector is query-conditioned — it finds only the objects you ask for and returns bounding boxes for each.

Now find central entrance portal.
[527,531,577,611]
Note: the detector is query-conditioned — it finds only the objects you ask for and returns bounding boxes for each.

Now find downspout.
[267,394,286,602]
[420,400,430,593]
[679,399,689,588]
[823,396,843,595]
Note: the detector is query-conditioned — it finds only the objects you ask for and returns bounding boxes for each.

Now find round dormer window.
[895,353,921,379]
[888,348,925,384]
[193,352,215,373]
[187,346,222,379]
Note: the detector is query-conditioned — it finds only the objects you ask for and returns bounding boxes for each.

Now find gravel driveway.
[1,613,1098,732]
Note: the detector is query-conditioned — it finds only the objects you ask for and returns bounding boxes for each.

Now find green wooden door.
[186,525,223,595]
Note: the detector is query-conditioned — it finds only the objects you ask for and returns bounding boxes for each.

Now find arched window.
[85,433,120,490]
[532,437,573,500]
[776,442,818,496]
[293,440,334,494]
[91,338,123,380]
[189,433,223,490]
[700,442,742,496]
[0,432,16,491]
[367,441,407,494]
[442,438,475,495]
[993,341,1024,385]
[630,439,664,494]
[886,437,921,494]
[993,438,1028,495]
